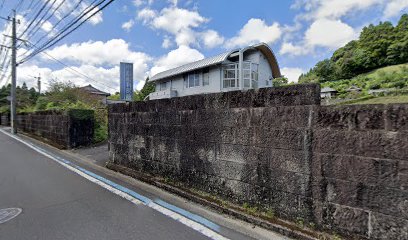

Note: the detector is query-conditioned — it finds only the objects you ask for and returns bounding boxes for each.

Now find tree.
[133,78,155,101]
[108,92,120,100]
[273,77,289,87]
[314,59,338,82]
[301,14,408,83]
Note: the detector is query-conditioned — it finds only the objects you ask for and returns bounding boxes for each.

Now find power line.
[17,0,88,60]
[26,40,116,91]
[20,0,114,63]
[17,0,51,40]
[14,0,24,12]
[23,0,59,39]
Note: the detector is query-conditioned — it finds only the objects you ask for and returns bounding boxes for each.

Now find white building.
[148,43,282,100]
[320,87,338,99]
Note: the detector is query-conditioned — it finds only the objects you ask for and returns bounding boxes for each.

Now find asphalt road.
[0,131,219,240]
[0,130,291,240]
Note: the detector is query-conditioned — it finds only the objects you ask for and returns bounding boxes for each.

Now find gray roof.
[150,43,282,82]
[150,50,237,82]
[321,87,337,93]
[79,84,110,96]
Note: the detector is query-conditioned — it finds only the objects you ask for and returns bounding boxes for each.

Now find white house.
[148,43,282,100]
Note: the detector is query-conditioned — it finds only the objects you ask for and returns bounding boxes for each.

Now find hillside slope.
[322,63,408,98]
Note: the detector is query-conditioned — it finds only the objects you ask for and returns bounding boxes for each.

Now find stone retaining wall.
[0,113,10,126]
[17,109,94,149]
[108,84,407,239]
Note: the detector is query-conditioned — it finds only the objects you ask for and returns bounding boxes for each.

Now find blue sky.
[0,0,407,93]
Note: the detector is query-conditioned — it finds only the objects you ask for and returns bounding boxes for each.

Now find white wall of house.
[258,52,273,88]
[150,50,274,100]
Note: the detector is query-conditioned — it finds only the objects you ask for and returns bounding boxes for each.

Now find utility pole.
[0,10,22,134]
[10,10,17,134]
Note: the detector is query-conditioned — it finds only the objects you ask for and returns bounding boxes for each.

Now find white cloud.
[137,8,157,24]
[122,19,135,32]
[305,18,357,49]
[41,21,53,32]
[281,67,304,83]
[151,8,208,36]
[279,42,310,56]
[17,65,53,90]
[41,39,151,92]
[314,0,381,20]
[200,30,224,48]
[44,39,151,68]
[52,65,120,93]
[18,64,121,94]
[150,45,204,76]
[81,4,103,25]
[133,0,144,7]
[383,0,408,18]
[162,36,173,48]
[136,79,146,91]
[226,19,282,48]
[138,6,224,48]
[133,0,154,7]
[280,0,373,57]
[280,19,357,56]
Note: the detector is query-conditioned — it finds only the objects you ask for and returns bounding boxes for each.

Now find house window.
[251,63,259,88]
[160,82,167,91]
[185,72,200,88]
[203,68,209,86]
[223,63,239,88]
[243,62,251,88]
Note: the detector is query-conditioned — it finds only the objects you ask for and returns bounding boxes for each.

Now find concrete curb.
[106,162,328,240]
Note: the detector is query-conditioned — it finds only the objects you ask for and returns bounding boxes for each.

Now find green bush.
[93,123,108,144]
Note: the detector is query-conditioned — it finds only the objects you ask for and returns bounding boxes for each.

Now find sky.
[0,0,407,93]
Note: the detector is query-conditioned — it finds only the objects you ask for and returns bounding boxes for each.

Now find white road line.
[0,129,230,240]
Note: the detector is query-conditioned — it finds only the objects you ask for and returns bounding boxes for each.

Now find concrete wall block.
[258,148,310,174]
[358,131,408,160]
[355,105,385,130]
[269,191,314,221]
[313,130,360,155]
[258,128,306,150]
[216,143,254,163]
[323,203,369,238]
[370,211,408,240]
[323,178,408,219]
[385,104,408,132]
[315,105,386,131]
[250,106,311,129]
[211,160,247,181]
[320,154,400,188]
[361,186,408,219]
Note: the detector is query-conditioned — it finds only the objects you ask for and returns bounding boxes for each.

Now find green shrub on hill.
[300,14,408,83]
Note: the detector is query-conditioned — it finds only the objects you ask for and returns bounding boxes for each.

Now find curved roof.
[150,43,281,82]
[252,43,282,78]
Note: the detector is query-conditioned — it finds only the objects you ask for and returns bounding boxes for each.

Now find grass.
[350,95,408,105]
[322,63,408,99]
[361,63,408,78]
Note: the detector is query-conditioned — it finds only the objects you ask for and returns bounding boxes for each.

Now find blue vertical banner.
[120,62,134,101]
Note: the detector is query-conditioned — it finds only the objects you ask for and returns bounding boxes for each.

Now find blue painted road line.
[0,129,227,240]
[154,199,221,232]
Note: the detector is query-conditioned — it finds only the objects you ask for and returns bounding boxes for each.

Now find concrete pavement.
[0,129,291,240]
